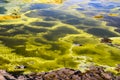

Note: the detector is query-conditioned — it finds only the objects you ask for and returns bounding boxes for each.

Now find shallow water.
[0,0,120,72]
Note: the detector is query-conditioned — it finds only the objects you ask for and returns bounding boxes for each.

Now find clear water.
[0,0,120,72]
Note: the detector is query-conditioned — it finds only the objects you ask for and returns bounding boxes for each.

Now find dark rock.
[73,70,81,75]
[115,64,120,72]
[101,37,112,43]
[0,70,16,80]
[0,66,120,80]
[15,65,27,69]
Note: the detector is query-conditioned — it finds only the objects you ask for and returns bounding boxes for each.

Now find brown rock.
[0,73,6,80]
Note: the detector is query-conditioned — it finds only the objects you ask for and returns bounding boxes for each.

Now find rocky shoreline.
[0,66,120,80]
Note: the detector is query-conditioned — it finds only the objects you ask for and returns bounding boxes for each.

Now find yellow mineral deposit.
[108,13,119,17]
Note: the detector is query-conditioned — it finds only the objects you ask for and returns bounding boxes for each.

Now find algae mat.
[0,0,120,73]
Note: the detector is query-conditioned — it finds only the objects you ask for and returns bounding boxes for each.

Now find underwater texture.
[0,0,120,74]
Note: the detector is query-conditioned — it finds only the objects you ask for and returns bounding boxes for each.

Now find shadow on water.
[24,26,48,33]
[63,19,82,25]
[25,10,79,21]
[30,22,56,27]
[115,28,120,33]
[0,7,7,14]
[104,16,120,28]
[43,26,80,41]
[0,24,49,36]
[21,3,55,12]
[0,37,26,48]
[0,24,29,36]
[29,3,54,10]
[0,0,9,3]
[87,28,118,37]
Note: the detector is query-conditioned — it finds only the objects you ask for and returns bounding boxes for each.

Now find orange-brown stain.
[93,15,104,19]
[23,0,64,4]
[0,15,21,21]
[54,0,63,4]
